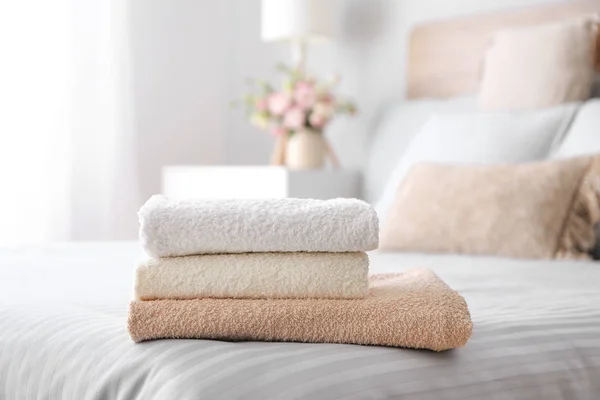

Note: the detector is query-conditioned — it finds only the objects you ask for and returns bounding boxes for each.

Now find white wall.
[127,0,229,200]
[221,0,287,166]
[125,0,572,209]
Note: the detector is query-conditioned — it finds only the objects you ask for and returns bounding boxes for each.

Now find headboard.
[407,0,600,99]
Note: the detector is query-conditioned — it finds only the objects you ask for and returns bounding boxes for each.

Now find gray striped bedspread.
[1,242,599,400]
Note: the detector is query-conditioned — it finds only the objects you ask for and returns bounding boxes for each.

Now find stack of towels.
[128,195,472,352]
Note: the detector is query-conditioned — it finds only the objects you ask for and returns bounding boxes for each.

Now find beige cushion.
[479,15,600,111]
[380,155,600,259]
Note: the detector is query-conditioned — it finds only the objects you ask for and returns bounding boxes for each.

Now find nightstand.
[162,166,361,199]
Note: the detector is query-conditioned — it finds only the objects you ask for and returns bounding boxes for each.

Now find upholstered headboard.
[407,0,600,99]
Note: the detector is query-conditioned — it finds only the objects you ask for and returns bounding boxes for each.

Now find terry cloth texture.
[138,195,379,257]
[128,268,473,351]
[134,252,369,300]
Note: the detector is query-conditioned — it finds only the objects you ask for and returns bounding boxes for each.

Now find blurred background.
[0,0,573,244]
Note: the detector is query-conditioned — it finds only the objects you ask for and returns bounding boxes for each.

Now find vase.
[286,129,326,170]
[269,134,287,166]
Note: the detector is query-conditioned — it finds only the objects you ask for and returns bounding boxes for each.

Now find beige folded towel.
[135,252,369,300]
[128,268,473,351]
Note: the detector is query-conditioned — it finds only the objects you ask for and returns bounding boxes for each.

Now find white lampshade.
[261,0,338,44]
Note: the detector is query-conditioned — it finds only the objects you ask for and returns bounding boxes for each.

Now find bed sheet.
[1,243,599,400]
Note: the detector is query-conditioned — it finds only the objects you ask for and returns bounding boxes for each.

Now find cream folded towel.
[128,268,473,351]
[135,252,369,300]
[138,196,379,257]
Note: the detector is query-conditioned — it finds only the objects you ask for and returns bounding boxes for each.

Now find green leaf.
[275,62,291,73]
[243,94,256,104]
[283,78,294,94]
[258,81,274,94]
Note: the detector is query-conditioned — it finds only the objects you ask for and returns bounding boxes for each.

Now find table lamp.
[261,0,338,69]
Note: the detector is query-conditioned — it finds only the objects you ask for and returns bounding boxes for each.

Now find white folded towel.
[134,252,369,300]
[138,195,379,257]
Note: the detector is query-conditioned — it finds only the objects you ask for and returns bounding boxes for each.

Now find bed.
[1,243,600,399]
[3,2,600,399]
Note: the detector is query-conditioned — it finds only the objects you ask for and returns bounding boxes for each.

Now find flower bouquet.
[237,63,356,169]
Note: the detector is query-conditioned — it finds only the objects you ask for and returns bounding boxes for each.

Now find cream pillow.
[380,155,600,259]
[479,15,600,111]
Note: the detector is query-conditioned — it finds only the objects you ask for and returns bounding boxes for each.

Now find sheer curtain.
[0,0,139,245]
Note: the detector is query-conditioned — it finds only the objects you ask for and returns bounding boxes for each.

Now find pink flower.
[270,126,287,136]
[267,92,291,116]
[309,111,327,128]
[283,106,306,129]
[256,98,268,111]
[320,93,335,104]
[294,81,317,110]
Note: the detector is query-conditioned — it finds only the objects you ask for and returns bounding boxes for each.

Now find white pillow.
[375,103,580,220]
[552,99,600,159]
[365,96,477,203]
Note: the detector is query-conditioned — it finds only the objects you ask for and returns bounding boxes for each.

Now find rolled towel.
[138,195,379,257]
[135,252,369,300]
[128,268,473,351]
